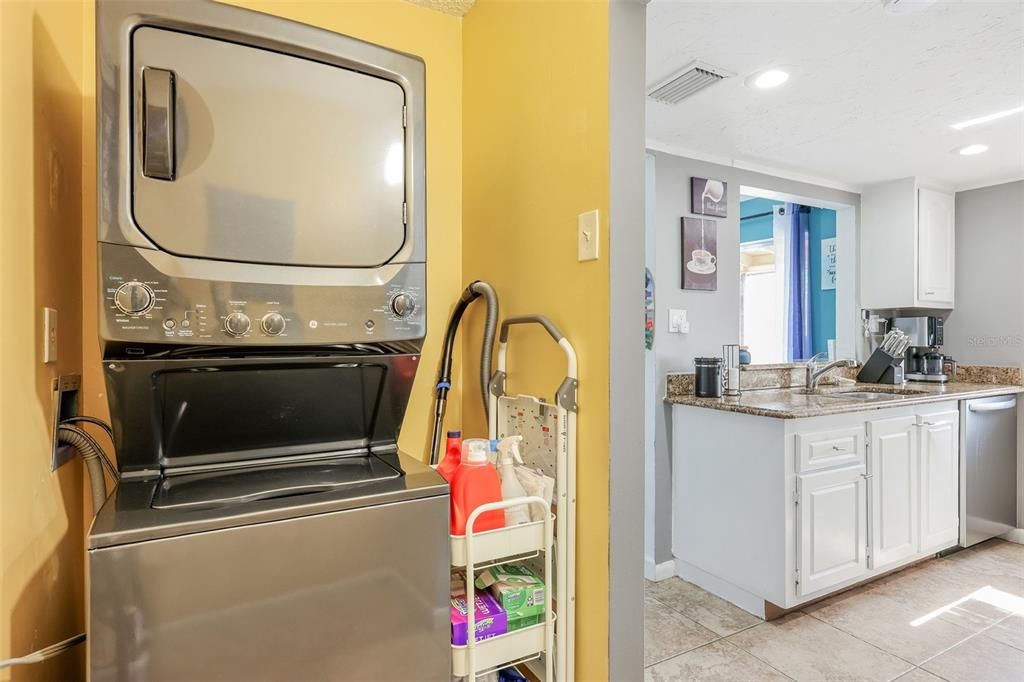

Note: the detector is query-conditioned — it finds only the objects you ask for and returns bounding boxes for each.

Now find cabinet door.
[797,466,868,596]
[919,410,960,552]
[867,416,919,569]
[917,188,955,305]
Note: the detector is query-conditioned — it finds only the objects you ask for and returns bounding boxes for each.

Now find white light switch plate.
[668,308,690,334]
[578,209,600,262]
[43,307,57,363]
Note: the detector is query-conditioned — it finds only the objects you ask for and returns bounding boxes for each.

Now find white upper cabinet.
[861,178,955,309]
[917,189,955,305]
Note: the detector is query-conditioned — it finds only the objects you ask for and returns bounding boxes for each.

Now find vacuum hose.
[57,424,109,513]
[429,280,499,465]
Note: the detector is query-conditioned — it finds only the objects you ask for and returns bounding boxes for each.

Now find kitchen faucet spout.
[805,354,857,390]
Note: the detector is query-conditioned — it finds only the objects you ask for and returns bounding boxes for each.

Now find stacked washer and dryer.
[90,1,449,679]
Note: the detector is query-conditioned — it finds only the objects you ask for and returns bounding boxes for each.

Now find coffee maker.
[892,316,957,382]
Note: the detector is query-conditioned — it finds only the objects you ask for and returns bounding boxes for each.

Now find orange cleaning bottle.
[449,439,505,536]
[437,431,463,482]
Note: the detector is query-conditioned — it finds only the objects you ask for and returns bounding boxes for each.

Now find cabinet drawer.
[796,427,865,473]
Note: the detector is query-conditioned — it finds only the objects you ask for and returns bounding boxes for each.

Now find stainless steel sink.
[797,387,928,400]
[819,391,905,400]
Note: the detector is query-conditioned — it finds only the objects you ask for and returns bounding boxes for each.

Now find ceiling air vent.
[647,61,734,105]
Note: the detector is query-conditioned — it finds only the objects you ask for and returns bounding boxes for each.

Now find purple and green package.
[450,588,508,645]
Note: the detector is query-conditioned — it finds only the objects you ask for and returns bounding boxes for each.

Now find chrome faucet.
[805,352,857,390]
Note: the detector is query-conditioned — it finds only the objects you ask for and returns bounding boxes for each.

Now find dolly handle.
[496,316,577,382]
[499,315,564,343]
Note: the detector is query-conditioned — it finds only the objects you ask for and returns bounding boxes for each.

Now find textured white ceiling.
[403,0,474,17]
[646,1,1024,190]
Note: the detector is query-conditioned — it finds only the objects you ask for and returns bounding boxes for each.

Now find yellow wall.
[462,1,611,678]
[0,1,88,679]
[5,1,613,679]
[223,0,465,461]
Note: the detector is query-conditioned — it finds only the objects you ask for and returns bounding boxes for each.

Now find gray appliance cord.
[57,424,109,512]
[0,633,86,669]
[468,280,499,416]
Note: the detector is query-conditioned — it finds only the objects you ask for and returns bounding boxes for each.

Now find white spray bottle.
[496,436,531,526]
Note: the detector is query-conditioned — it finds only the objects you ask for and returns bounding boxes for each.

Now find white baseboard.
[675,558,765,618]
[999,528,1024,545]
[645,558,676,582]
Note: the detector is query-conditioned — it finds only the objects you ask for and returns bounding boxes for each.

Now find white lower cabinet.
[918,410,960,552]
[867,416,919,569]
[797,466,868,596]
[793,404,961,598]
[672,399,963,613]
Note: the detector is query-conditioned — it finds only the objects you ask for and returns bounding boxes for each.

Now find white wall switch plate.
[578,209,600,262]
[668,308,690,334]
[43,307,57,364]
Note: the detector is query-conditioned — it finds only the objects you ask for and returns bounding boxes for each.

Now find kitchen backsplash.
[666,363,1020,398]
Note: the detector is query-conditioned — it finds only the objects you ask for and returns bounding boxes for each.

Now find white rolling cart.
[451,497,555,679]
[487,316,578,682]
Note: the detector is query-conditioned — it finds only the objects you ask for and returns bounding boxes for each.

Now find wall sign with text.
[821,237,837,290]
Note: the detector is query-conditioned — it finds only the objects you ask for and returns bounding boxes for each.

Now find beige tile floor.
[645,539,1024,681]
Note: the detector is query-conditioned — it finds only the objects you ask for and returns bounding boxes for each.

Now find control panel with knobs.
[114,281,155,316]
[223,311,251,337]
[389,292,415,318]
[260,312,287,336]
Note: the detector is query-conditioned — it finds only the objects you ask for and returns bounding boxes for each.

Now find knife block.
[857,347,905,384]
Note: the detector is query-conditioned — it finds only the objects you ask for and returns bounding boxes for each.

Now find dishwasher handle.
[968,398,1017,413]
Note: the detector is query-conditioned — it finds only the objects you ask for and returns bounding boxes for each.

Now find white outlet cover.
[668,308,689,334]
[43,307,57,364]
[578,209,600,262]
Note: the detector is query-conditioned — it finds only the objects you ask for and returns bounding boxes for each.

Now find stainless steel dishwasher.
[960,395,1019,546]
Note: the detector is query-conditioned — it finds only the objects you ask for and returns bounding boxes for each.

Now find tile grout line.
[911,609,1021,670]
[644,637,798,680]
[800,608,925,672]
[644,633,725,669]
[718,637,798,681]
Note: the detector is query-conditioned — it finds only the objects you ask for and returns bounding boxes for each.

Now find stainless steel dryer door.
[131,27,407,268]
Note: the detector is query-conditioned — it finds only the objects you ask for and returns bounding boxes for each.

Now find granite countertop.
[665,381,1023,419]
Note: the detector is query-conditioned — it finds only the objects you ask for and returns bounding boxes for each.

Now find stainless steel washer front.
[89,453,450,682]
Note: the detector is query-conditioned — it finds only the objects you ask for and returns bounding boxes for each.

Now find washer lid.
[88,451,448,549]
[151,454,402,512]
[131,27,407,268]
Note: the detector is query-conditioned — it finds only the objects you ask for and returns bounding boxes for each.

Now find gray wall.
[648,150,861,565]
[944,180,1024,530]
[943,180,1024,367]
[608,0,647,677]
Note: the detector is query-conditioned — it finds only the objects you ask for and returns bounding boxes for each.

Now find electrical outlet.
[577,210,600,262]
[668,309,690,334]
[43,307,58,364]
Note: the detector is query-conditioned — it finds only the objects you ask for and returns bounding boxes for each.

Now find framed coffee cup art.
[691,177,727,217]
[681,217,717,291]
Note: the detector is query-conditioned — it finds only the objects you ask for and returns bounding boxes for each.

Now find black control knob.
[114,281,155,315]
[223,312,251,337]
[390,292,415,318]
[260,312,286,336]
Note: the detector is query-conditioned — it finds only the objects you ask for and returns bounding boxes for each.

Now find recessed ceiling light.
[950,105,1024,130]
[746,69,790,90]
[957,144,989,156]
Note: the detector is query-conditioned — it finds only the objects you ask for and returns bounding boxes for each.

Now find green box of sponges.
[474,563,545,631]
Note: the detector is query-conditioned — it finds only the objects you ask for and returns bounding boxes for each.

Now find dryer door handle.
[142,67,176,181]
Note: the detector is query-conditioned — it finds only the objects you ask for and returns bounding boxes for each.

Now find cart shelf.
[450,514,553,568]
[451,614,556,678]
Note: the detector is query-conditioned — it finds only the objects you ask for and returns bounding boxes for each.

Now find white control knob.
[223,312,251,337]
[114,281,155,315]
